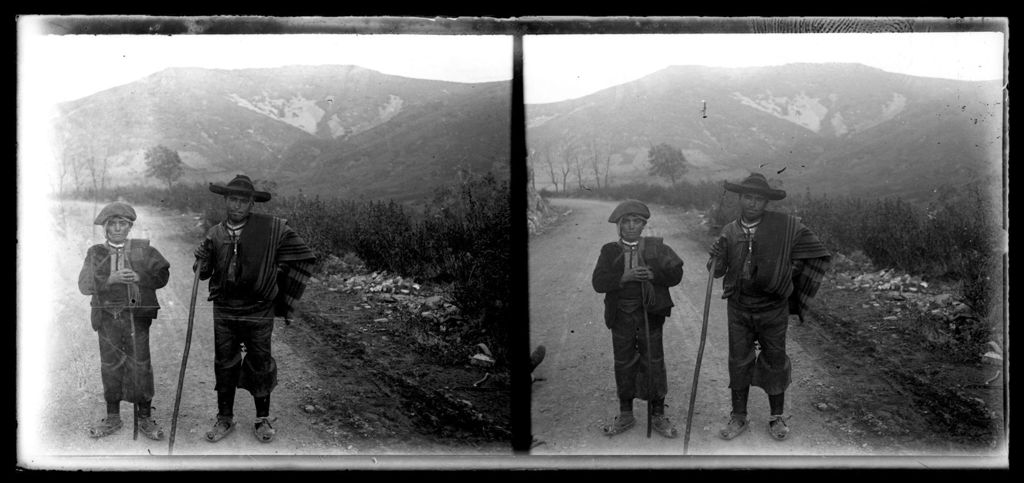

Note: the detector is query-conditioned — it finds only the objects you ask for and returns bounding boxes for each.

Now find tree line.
[527,138,689,193]
[54,143,186,198]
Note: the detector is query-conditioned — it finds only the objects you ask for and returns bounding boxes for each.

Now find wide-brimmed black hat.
[608,199,651,223]
[723,173,786,201]
[209,174,272,202]
[94,201,137,225]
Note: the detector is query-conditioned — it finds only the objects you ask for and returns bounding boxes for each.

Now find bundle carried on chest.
[222,214,316,319]
[613,236,670,308]
[748,212,831,316]
[81,238,165,327]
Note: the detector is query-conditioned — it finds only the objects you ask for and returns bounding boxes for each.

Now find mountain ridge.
[526,62,1002,202]
[52,65,511,200]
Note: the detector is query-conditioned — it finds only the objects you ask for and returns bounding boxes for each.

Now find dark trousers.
[97,311,154,405]
[726,300,792,396]
[610,309,667,403]
[213,304,278,398]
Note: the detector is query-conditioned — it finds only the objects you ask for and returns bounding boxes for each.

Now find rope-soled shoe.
[719,413,749,440]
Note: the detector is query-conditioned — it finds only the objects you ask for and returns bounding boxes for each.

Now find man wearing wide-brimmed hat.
[78,201,171,441]
[193,174,316,444]
[592,199,684,439]
[708,173,830,442]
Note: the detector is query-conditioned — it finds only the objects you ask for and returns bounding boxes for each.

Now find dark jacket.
[79,239,170,329]
[592,237,684,328]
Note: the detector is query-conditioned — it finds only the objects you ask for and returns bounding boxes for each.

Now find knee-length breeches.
[610,309,667,402]
[726,301,792,395]
[97,312,154,404]
[213,304,278,397]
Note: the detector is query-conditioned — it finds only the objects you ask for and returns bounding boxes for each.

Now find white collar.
[106,241,125,249]
[620,239,639,247]
[740,218,762,229]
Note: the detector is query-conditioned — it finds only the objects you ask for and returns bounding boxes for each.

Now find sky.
[523,32,1006,104]
[18,17,1004,107]
[18,22,513,105]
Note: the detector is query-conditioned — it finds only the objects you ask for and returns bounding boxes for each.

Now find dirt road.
[529,198,871,457]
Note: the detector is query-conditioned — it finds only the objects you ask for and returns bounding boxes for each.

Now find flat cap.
[94,201,137,225]
[608,199,650,223]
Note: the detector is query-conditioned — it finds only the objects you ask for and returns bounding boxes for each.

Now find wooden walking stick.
[684,256,718,454]
[123,248,139,441]
[684,188,727,454]
[129,305,139,441]
[169,260,202,455]
[641,290,653,439]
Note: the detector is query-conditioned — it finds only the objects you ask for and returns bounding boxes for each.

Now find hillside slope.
[527,63,1002,201]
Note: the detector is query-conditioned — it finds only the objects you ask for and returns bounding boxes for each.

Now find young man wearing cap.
[708,173,830,441]
[592,199,684,438]
[78,201,171,440]
[193,175,316,444]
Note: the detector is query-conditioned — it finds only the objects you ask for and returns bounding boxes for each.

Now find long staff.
[684,256,717,454]
[642,295,653,439]
[169,264,201,455]
[684,188,727,454]
[129,305,139,441]
[124,249,139,441]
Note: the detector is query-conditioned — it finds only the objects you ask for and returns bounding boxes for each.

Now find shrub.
[794,182,1001,317]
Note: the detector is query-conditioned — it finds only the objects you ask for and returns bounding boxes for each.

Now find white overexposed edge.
[17,20,58,465]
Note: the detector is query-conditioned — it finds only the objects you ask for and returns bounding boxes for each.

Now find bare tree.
[55,154,69,197]
[86,154,110,197]
[558,156,571,194]
[526,149,537,192]
[572,145,586,191]
[84,153,110,231]
[552,140,574,194]
[53,149,70,226]
[587,138,612,190]
[542,144,560,193]
[602,149,613,189]
[70,155,86,193]
[54,129,86,195]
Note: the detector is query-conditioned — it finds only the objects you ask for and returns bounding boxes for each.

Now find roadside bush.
[907,311,990,363]
[279,174,511,364]
[795,182,1001,317]
[923,184,1001,316]
[419,173,511,363]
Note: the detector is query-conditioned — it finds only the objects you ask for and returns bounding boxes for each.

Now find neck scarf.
[738,220,760,280]
[224,220,248,284]
[105,240,139,309]
[619,238,656,307]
